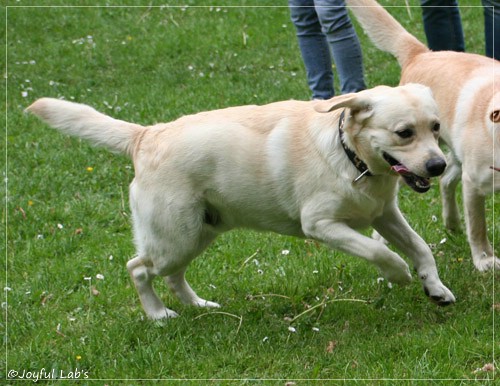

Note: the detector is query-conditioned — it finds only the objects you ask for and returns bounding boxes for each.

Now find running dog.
[27,84,455,319]
[347,0,500,271]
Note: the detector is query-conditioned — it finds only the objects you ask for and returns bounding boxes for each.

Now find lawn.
[4,0,498,383]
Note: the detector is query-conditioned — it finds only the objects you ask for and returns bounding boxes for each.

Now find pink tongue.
[391,164,410,175]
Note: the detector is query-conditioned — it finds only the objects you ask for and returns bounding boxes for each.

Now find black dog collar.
[338,109,372,182]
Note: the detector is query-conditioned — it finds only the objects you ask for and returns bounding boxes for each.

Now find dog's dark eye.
[432,122,440,133]
[396,128,414,139]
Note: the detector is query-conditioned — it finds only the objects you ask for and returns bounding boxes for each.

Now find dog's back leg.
[127,229,219,319]
[127,256,180,319]
[462,179,500,271]
[129,180,223,318]
[162,226,221,309]
[165,268,220,308]
[127,228,219,319]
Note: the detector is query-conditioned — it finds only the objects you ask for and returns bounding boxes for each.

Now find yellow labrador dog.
[27,84,455,320]
[347,0,500,271]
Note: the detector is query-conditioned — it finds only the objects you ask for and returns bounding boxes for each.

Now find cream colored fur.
[347,0,500,271]
[27,84,455,319]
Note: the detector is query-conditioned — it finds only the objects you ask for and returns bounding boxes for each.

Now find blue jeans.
[421,0,499,59]
[420,0,465,52]
[482,0,500,59]
[289,0,366,99]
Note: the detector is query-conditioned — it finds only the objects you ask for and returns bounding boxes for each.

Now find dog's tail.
[26,98,144,156]
[346,0,428,68]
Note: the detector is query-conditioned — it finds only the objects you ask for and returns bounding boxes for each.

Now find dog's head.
[315,84,446,193]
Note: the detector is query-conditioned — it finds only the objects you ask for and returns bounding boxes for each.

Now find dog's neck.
[338,110,372,182]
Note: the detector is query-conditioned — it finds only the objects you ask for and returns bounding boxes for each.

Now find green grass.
[4,0,498,383]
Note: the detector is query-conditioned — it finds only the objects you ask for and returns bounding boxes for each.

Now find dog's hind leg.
[128,234,220,318]
[128,230,219,319]
[440,152,462,231]
[165,269,220,308]
[462,177,500,271]
[129,180,223,317]
[163,224,221,308]
[127,256,179,319]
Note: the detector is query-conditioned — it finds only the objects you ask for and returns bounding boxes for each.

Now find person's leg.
[420,0,465,51]
[482,0,500,59]
[289,0,335,99]
[314,0,366,94]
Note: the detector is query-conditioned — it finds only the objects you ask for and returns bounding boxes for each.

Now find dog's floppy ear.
[314,93,374,124]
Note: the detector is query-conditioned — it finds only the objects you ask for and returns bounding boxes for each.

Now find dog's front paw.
[424,283,455,306]
[473,252,500,271]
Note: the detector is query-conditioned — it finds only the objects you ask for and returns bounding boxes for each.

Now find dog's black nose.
[426,157,447,177]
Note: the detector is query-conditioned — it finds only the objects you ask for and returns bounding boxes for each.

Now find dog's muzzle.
[383,153,446,193]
